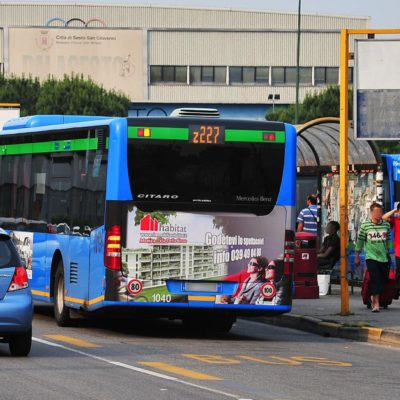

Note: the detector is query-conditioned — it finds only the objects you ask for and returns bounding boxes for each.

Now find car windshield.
[0,236,20,268]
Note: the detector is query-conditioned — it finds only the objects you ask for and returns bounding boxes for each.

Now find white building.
[123,244,227,288]
[0,2,369,117]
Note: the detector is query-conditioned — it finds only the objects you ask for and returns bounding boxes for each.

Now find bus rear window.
[127,138,285,214]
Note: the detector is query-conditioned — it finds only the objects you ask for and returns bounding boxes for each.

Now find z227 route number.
[189,125,225,144]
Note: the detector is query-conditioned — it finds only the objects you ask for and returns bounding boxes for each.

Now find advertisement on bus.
[105,206,292,307]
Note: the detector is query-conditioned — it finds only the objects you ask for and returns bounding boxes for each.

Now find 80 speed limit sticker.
[260,282,276,299]
[127,279,143,295]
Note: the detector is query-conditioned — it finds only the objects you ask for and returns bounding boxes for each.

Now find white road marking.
[33,337,239,399]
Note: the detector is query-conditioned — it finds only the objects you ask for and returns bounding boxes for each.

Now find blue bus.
[383,154,400,210]
[0,111,296,331]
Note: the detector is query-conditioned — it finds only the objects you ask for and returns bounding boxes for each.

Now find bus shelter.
[296,117,381,253]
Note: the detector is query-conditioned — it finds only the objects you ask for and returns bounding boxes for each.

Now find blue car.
[0,228,33,356]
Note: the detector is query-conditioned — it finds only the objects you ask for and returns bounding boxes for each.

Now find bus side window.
[0,154,32,231]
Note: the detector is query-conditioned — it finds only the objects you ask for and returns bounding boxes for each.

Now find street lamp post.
[268,93,280,113]
[295,0,302,125]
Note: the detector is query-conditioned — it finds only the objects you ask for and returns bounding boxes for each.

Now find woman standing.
[355,203,391,312]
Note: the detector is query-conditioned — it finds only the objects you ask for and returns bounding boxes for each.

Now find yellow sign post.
[339,28,400,316]
[339,29,350,316]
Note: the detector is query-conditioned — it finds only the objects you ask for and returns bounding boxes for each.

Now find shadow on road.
[35,305,276,341]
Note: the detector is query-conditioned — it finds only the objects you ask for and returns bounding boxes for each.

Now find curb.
[259,314,400,347]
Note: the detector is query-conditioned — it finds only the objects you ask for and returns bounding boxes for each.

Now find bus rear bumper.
[91,300,291,318]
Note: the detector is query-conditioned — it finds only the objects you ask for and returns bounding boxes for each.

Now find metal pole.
[336,28,400,316]
[295,0,301,125]
[339,29,350,315]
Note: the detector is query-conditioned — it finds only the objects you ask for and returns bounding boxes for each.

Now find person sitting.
[317,221,340,271]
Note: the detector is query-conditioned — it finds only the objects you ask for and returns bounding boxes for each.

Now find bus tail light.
[263,132,276,141]
[284,230,295,275]
[104,225,122,270]
[8,267,29,292]
[138,128,151,137]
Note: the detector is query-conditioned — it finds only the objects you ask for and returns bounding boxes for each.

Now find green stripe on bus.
[225,130,285,143]
[128,126,189,140]
[0,138,98,156]
[129,126,285,143]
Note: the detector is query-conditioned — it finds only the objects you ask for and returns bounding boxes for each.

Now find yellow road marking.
[239,355,302,365]
[290,356,352,367]
[139,362,222,381]
[183,354,240,364]
[44,335,101,348]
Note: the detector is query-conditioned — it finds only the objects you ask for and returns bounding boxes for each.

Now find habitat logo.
[140,214,159,231]
[139,214,187,243]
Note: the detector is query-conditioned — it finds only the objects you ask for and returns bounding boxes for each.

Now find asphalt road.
[1,306,399,400]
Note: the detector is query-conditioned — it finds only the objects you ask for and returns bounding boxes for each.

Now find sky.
[2,0,399,28]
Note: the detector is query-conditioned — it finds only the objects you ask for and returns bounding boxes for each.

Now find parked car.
[0,228,33,356]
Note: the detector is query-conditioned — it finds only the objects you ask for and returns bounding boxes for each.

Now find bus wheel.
[54,261,71,327]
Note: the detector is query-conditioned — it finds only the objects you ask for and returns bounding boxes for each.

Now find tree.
[266,86,352,124]
[36,75,130,116]
[0,74,131,117]
[0,75,41,116]
[266,85,400,154]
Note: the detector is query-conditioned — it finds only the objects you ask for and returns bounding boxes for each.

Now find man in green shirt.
[355,202,391,313]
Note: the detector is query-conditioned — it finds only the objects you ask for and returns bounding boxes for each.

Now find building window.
[150,66,187,84]
[190,66,226,84]
[271,67,312,85]
[271,67,285,85]
[348,67,354,84]
[299,67,312,85]
[229,67,269,85]
[315,67,339,85]
[255,67,269,84]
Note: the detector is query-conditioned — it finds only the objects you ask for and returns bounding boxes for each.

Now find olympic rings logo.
[46,17,107,27]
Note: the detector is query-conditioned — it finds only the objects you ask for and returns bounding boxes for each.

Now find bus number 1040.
[189,125,225,144]
[152,294,172,303]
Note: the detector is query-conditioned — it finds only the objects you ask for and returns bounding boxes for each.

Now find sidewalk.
[261,285,400,347]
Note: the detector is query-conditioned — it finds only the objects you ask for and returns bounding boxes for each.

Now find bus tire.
[9,329,32,357]
[54,261,71,327]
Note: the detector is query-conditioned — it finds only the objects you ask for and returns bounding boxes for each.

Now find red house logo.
[140,214,159,231]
